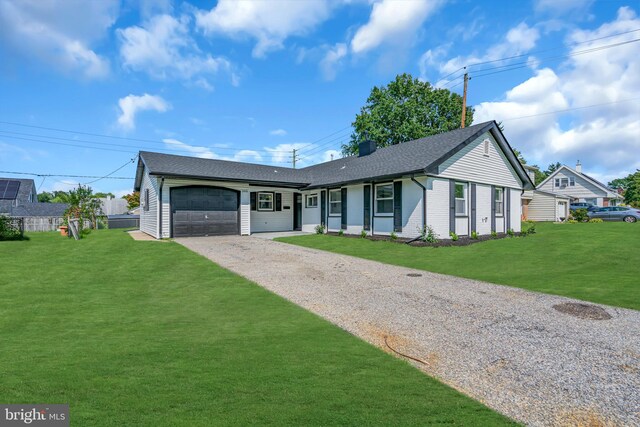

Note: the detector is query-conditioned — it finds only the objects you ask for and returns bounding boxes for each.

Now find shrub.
[338,229,344,236]
[588,218,604,223]
[571,208,589,222]
[418,225,438,243]
[390,231,398,240]
[507,228,515,237]
[0,215,24,241]
[521,221,536,236]
[449,231,459,241]
[314,224,325,234]
[360,230,368,238]
[470,230,479,240]
[491,230,498,238]
[568,219,579,224]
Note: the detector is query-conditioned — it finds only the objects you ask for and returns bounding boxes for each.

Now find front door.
[293,193,302,230]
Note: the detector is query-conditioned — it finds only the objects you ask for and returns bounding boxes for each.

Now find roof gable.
[134,121,533,190]
[538,166,619,197]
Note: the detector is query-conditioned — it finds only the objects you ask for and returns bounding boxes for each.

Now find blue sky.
[0,0,638,196]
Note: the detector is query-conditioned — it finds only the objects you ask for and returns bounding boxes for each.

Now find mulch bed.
[325,231,521,247]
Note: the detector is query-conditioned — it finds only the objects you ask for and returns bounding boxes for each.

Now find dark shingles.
[138,121,501,189]
[10,203,68,217]
[0,178,36,203]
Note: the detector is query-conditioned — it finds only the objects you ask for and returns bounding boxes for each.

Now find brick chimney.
[576,160,582,173]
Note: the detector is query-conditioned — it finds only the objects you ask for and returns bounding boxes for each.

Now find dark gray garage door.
[171,186,239,237]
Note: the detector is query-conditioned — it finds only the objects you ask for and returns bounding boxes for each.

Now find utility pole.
[292,148,297,169]
[461,71,469,129]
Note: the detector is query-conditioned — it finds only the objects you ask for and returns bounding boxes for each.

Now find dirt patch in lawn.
[552,302,612,320]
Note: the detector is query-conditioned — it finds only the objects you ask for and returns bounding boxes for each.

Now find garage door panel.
[171,186,239,237]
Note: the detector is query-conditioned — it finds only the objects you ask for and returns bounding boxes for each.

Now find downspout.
[158,177,164,239]
[407,176,427,244]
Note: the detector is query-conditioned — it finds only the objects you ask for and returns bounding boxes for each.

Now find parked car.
[570,202,597,211]
[587,206,640,222]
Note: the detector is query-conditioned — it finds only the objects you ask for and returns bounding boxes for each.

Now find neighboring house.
[521,166,571,222]
[133,121,534,239]
[537,162,622,207]
[0,177,68,231]
[0,178,37,214]
[99,196,129,215]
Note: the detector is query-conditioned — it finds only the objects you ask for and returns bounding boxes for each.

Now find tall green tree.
[37,192,54,203]
[342,73,474,156]
[610,170,640,207]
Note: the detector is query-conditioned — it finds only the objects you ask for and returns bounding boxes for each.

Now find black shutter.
[341,188,347,230]
[250,192,256,211]
[275,193,282,211]
[491,186,496,232]
[471,183,477,233]
[393,181,402,232]
[449,181,456,233]
[363,185,371,231]
[506,189,511,230]
[321,190,326,226]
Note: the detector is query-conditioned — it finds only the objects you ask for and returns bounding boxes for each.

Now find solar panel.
[0,180,21,199]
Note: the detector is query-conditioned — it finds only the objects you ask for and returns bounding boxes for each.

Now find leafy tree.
[51,191,71,204]
[545,162,562,177]
[342,73,474,155]
[122,191,140,210]
[610,170,640,207]
[94,192,116,198]
[37,192,54,203]
[63,185,104,237]
[513,149,527,165]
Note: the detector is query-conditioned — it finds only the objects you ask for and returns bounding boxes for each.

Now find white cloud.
[474,7,640,177]
[320,43,348,80]
[435,22,540,76]
[117,94,171,130]
[269,129,288,136]
[351,0,443,54]
[0,0,116,78]
[195,0,333,58]
[163,139,264,163]
[117,13,236,84]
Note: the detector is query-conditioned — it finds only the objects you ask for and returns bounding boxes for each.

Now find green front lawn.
[0,231,513,426]
[278,222,639,311]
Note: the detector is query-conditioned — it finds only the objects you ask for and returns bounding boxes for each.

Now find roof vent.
[358,139,376,157]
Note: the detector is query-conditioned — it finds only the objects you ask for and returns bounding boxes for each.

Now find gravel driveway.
[176,236,640,426]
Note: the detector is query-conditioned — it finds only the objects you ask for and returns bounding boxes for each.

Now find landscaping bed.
[325,231,520,247]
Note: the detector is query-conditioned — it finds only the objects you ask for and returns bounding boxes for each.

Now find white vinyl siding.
[250,191,294,233]
[346,185,364,235]
[437,132,521,189]
[527,191,570,222]
[509,188,521,232]
[475,184,492,235]
[139,169,159,238]
[426,177,449,239]
[538,168,608,204]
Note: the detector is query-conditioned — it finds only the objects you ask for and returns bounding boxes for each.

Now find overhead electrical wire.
[0,170,133,179]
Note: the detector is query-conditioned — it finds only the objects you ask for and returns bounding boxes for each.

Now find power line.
[84,157,138,185]
[467,27,640,69]
[500,98,640,121]
[0,120,291,153]
[0,170,133,179]
[295,126,352,153]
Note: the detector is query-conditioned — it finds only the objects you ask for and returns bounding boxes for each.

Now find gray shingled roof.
[136,121,532,190]
[9,203,68,217]
[0,178,36,203]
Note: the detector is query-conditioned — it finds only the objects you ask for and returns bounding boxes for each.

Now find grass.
[0,230,513,426]
[277,222,640,311]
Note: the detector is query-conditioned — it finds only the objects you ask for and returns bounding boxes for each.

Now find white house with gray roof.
[134,121,534,239]
[537,162,622,207]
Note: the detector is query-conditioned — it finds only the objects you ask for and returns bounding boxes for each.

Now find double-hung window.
[495,187,504,216]
[329,189,341,215]
[143,188,150,211]
[455,183,467,216]
[257,192,274,211]
[556,177,569,187]
[306,194,318,208]
[569,177,575,186]
[375,183,393,215]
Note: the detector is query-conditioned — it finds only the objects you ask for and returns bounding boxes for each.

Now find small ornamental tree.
[123,191,140,210]
[63,185,104,237]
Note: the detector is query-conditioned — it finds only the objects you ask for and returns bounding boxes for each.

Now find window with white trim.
[455,183,467,216]
[375,183,393,215]
[329,189,341,215]
[495,187,504,216]
[305,194,318,208]
[556,177,569,188]
[569,177,575,186]
[257,192,274,211]
[483,139,490,156]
